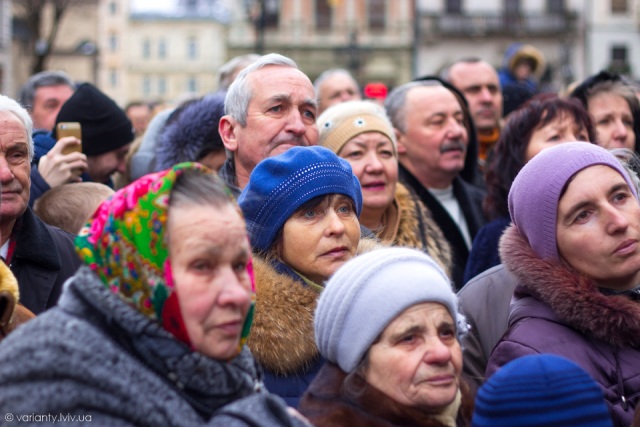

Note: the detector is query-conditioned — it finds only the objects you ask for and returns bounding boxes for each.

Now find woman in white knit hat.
[317,100,452,275]
[299,247,473,427]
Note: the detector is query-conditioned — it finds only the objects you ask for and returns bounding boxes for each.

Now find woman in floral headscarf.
[0,163,308,427]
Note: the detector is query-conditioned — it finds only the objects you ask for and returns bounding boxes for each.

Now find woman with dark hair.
[464,93,596,283]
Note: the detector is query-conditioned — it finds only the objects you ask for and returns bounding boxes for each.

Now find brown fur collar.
[247,239,387,375]
[247,256,320,376]
[500,224,640,348]
[300,362,473,427]
[0,262,35,340]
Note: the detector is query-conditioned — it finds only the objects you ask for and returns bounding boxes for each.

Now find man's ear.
[395,128,407,155]
[219,115,238,153]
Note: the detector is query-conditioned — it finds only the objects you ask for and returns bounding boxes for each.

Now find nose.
[364,153,384,174]
[446,118,465,139]
[116,159,128,175]
[479,87,493,103]
[0,157,14,184]
[612,118,629,140]
[605,204,630,235]
[423,337,453,365]
[285,109,307,136]
[217,268,252,308]
[324,209,346,236]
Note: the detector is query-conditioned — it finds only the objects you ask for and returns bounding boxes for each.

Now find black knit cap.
[55,83,134,156]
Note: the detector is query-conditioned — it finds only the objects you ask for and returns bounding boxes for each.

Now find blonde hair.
[34,183,115,234]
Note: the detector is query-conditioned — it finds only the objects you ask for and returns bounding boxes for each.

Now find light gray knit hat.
[315,247,467,373]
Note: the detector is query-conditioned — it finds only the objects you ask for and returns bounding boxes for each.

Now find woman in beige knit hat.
[318,100,452,273]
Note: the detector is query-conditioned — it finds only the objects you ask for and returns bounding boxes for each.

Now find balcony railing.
[421,12,578,38]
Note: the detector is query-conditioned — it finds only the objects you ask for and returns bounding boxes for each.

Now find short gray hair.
[224,53,298,127]
[169,168,235,210]
[217,53,261,91]
[0,95,34,159]
[384,80,442,133]
[17,70,75,112]
[313,68,359,96]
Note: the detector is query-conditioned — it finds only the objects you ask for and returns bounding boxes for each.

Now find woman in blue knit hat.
[486,142,640,426]
[238,145,371,408]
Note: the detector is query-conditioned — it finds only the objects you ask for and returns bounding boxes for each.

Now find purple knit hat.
[508,142,638,260]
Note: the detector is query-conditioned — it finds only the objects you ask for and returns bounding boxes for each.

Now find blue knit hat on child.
[238,146,362,252]
[472,354,613,427]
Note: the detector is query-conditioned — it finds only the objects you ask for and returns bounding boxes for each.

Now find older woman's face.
[169,203,252,360]
[524,112,590,163]
[281,194,360,284]
[339,132,397,219]
[589,92,635,150]
[364,302,462,411]
[557,165,640,291]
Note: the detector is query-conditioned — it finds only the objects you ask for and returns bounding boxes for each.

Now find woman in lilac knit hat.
[486,142,640,426]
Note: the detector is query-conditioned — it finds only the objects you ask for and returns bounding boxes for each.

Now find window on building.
[187,36,197,59]
[109,34,118,52]
[505,0,521,15]
[158,77,166,95]
[263,0,279,28]
[110,69,118,88]
[446,0,462,14]
[109,1,117,14]
[142,39,150,58]
[612,45,628,63]
[158,39,166,59]
[316,0,332,30]
[143,76,151,97]
[187,76,197,93]
[546,0,565,13]
[611,0,628,13]
[368,0,385,30]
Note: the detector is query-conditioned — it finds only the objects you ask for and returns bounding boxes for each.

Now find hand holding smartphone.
[56,122,83,155]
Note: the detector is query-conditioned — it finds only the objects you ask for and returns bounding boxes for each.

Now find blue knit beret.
[508,142,638,260]
[472,354,613,427]
[238,146,362,252]
[315,247,466,373]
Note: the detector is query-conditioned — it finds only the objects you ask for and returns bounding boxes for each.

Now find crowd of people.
[1,45,640,426]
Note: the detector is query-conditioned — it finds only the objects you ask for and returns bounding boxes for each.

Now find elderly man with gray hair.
[218,53,319,196]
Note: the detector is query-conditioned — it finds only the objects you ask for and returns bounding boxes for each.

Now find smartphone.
[56,122,82,155]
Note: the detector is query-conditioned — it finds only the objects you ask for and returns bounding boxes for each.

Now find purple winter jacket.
[486,225,640,427]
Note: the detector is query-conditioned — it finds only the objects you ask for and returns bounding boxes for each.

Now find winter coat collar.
[247,256,321,376]
[500,224,640,348]
[60,266,262,418]
[14,207,61,270]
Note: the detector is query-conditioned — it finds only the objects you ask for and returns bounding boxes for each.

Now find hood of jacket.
[500,224,640,348]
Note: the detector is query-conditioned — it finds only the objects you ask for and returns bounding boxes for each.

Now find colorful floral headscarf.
[75,162,256,352]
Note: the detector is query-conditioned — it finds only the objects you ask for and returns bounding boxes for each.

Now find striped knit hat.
[472,354,613,427]
[508,142,638,260]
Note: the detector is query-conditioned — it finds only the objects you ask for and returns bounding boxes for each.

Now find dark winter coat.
[486,225,640,426]
[462,216,510,284]
[399,166,487,291]
[0,266,306,427]
[10,207,81,314]
[299,362,474,427]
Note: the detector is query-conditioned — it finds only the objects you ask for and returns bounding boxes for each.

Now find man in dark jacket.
[0,94,80,314]
[385,79,487,290]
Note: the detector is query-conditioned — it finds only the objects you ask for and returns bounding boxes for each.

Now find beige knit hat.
[317,100,396,155]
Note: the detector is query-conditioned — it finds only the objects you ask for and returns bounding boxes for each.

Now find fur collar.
[500,224,640,348]
[300,362,473,427]
[247,239,387,375]
[247,256,321,376]
[394,183,452,275]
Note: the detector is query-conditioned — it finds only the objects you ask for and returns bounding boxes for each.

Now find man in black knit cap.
[30,83,134,204]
